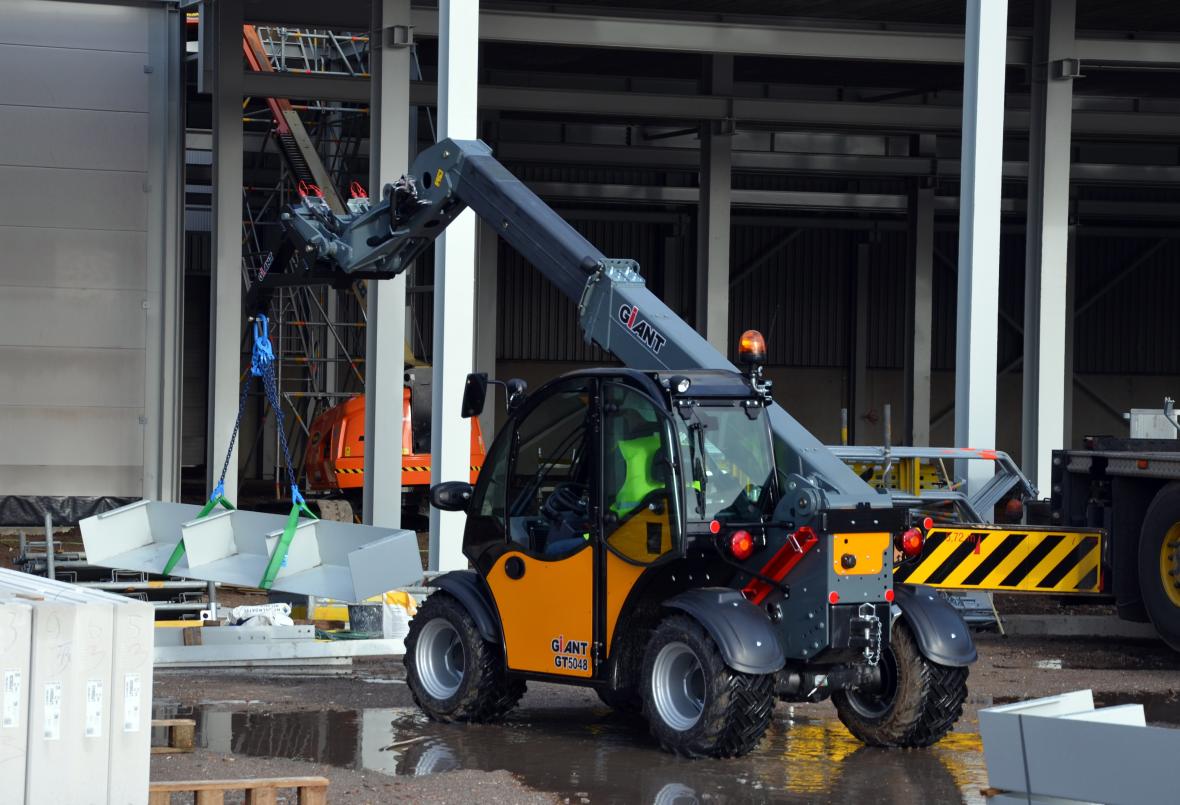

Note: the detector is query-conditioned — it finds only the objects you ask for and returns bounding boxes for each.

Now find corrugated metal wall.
[460,209,1174,378]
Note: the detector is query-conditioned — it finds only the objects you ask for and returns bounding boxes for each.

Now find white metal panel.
[0,571,153,805]
[19,597,115,804]
[0,347,146,407]
[0,226,146,290]
[0,407,143,467]
[0,1,150,52]
[0,107,147,172]
[0,167,146,230]
[0,466,142,497]
[0,45,149,111]
[0,288,145,349]
[0,598,32,804]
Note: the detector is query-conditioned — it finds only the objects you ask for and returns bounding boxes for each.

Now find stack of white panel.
[0,594,33,800]
[0,568,154,805]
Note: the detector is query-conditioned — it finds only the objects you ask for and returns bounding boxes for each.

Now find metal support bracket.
[385,24,413,49]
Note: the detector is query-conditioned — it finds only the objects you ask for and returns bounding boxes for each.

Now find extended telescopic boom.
[274,138,884,511]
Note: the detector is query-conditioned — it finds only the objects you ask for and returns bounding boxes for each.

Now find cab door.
[482,377,599,678]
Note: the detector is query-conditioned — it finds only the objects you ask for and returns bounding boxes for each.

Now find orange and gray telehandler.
[266,138,976,757]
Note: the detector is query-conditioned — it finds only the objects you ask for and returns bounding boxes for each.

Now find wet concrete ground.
[151,633,1180,804]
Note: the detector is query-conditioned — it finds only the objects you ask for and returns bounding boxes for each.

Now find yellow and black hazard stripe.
[894,526,1104,594]
[336,468,363,475]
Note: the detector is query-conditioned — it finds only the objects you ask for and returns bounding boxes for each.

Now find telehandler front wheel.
[641,615,775,758]
[404,592,525,723]
[832,619,967,748]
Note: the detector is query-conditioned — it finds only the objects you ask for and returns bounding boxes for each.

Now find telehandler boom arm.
[277,138,882,510]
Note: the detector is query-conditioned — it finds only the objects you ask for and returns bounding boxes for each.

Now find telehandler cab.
[259,137,976,757]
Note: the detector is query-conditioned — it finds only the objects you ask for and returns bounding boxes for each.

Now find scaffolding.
[239,25,372,495]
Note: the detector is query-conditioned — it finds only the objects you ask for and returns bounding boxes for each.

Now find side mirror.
[460,373,488,418]
[430,481,474,512]
[505,378,528,414]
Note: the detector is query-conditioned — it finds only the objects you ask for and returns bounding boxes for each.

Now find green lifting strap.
[610,433,662,518]
[161,491,236,575]
[258,491,318,590]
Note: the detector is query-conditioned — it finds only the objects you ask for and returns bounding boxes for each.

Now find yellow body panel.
[604,551,646,654]
[894,526,1103,593]
[832,532,890,575]
[486,547,595,677]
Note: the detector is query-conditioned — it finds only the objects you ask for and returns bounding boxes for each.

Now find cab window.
[506,379,594,558]
[602,383,680,564]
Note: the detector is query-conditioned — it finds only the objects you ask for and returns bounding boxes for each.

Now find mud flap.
[893,584,977,667]
[664,588,785,675]
[431,570,502,645]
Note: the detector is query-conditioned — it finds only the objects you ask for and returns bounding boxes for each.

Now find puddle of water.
[193,704,989,804]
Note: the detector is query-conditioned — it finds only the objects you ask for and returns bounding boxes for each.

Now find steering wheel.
[541,482,589,524]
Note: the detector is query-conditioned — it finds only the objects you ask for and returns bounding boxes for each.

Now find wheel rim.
[416,619,465,700]
[651,641,705,731]
[1160,523,1180,608]
[843,646,899,719]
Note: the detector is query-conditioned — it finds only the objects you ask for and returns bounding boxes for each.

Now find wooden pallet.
[151,718,196,754]
[149,776,329,804]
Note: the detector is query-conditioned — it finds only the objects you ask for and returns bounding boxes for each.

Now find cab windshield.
[676,404,777,522]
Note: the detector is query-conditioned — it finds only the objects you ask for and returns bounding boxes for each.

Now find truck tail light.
[899,527,924,558]
[730,530,755,560]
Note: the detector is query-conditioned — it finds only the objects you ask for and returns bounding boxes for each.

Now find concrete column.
[474,219,499,440]
[1022,0,1076,495]
[429,0,480,572]
[955,0,1009,492]
[905,135,936,447]
[207,0,243,499]
[695,55,733,353]
[363,0,411,528]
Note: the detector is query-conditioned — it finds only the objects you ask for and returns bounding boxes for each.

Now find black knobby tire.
[832,619,968,748]
[1138,483,1180,651]
[403,592,525,723]
[640,615,775,758]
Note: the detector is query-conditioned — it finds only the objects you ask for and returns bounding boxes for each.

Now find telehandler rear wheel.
[404,592,525,723]
[832,619,967,748]
[641,615,775,758]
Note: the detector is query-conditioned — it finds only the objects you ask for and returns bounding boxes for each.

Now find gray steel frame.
[827,445,1039,523]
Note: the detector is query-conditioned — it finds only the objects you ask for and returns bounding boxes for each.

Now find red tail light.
[922,516,934,530]
[729,530,755,560]
[885,589,895,603]
[900,527,924,557]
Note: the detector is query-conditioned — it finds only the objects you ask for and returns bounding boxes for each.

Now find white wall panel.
[0,45,149,111]
[0,1,149,52]
[0,288,145,349]
[0,106,147,172]
[0,227,146,290]
[0,1,175,505]
[0,166,146,230]
[0,407,144,467]
[0,466,142,497]
[0,347,145,407]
